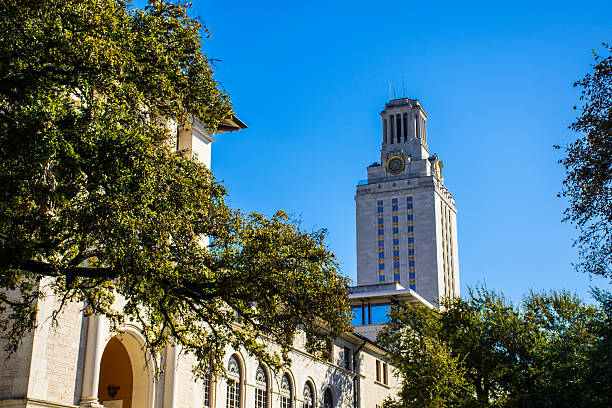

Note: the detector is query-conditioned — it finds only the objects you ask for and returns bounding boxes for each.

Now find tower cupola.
[380,98,429,161]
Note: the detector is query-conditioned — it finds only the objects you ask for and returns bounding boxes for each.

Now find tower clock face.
[386,156,405,175]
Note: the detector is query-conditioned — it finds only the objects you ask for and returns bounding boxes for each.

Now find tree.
[557,42,612,279]
[378,288,608,408]
[0,0,351,378]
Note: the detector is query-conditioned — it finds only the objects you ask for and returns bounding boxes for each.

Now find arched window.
[254,365,268,408]
[226,356,241,408]
[323,388,333,408]
[302,382,314,408]
[280,374,292,408]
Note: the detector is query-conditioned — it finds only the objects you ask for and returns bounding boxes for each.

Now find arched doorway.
[98,337,134,408]
[96,329,156,408]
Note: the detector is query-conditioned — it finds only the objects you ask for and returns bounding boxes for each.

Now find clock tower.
[354,98,460,304]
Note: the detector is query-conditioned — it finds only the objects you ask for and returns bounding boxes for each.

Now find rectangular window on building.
[393,239,399,245]
[378,229,384,235]
[383,362,388,385]
[393,250,399,256]
[393,227,399,234]
[376,360,381,382]
[203,372,211,407]
[408,237,414,243]
[392,216,398,222]
[407,196,413,201]
[394,274,400,282]
[407,214,413,220]
[352,305,364,326]
[344,347,351,370]
[379,275,385,282]
[409,260,415,267]
[323,339,333,363]
[407,226,414,232]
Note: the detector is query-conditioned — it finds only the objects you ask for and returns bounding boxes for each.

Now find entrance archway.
[97,329,156,408]
[98,337,133,408]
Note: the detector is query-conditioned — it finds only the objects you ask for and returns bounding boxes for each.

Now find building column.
[80,315,106,407]
[163,345,178,408]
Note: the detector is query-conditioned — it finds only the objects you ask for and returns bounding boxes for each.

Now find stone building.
[0,98,458,408]
[350,97,460,343]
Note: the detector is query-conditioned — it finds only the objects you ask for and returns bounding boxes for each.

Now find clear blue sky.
[190,0,611,302]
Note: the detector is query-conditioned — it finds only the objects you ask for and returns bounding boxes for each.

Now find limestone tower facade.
[355,98,460,304]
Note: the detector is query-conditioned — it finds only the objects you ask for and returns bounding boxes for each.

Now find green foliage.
[557,42,612,278]
[0,0,351,377]
[378,287,610,408]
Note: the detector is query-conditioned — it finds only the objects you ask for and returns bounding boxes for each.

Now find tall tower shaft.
[355,98,459,304]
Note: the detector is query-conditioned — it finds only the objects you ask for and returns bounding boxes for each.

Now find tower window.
[389,115,395,144]
[403,112,408,141]
[383,119,387,144]
[396,114,401,143]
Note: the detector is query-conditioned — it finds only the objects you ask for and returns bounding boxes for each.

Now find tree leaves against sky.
[0,0,351,377]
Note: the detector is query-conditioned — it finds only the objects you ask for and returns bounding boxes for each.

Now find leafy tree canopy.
[0,0,351,377]
[557,42,612,279]
[378,287,610,408]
